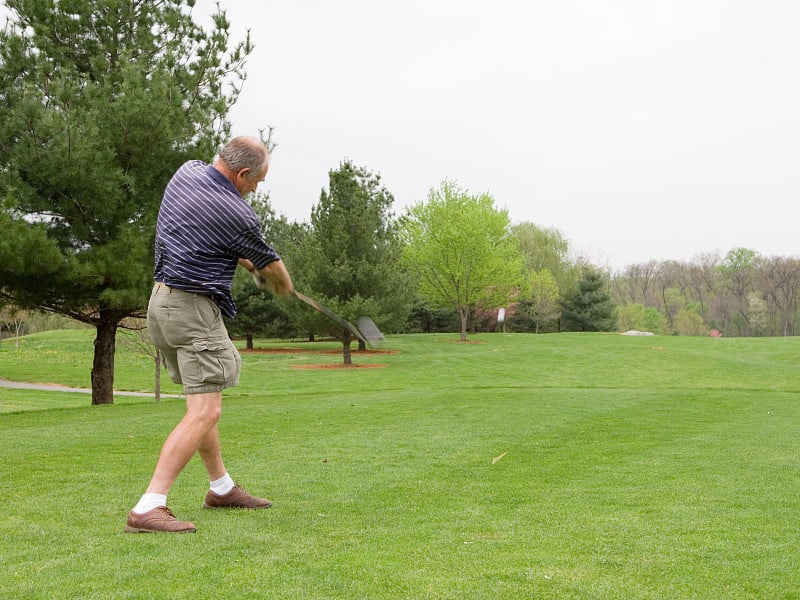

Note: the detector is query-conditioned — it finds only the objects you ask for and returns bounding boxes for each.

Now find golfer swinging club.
[126,136,294,533]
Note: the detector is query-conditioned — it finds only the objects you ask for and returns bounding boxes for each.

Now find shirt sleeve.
[231,219,281,270]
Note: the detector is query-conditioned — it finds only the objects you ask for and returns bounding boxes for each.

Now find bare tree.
[119,319,163,402]
[619,261,660,306]
[0,304,27,349]
[686,253,721,322]
[654,261,683,329]
[757,256,800,336]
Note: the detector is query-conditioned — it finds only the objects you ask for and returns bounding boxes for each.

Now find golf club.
[249,267,381,346]
[292,290,368,346]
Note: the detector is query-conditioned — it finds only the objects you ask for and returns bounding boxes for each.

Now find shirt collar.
[206,164,240,196]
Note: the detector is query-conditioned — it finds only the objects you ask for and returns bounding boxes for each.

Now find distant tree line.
[610,249,800,337]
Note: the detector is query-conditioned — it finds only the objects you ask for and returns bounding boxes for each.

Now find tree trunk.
[459,307,468,341]
[246,334,254,350]
[342,333,352,365]
[13,318,23,349]
[91,314,118,405]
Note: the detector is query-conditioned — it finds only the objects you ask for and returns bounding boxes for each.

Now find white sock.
[210,473,235,496]
[132,493,167,515]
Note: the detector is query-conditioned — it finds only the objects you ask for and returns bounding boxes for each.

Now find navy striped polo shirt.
[153,160,280,317]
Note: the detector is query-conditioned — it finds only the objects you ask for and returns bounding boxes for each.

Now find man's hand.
[251,268,275,293]
[239,258,294,297]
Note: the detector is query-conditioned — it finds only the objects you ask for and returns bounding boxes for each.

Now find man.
[125,136,294,534]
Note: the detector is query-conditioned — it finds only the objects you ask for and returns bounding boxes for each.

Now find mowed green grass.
[1,331,799,599]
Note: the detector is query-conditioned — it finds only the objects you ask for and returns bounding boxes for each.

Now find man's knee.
[186,393,223,427]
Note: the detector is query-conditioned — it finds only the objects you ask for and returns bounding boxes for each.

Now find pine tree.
[292,160,413,364]
[0,0,252,403]
[561,270,617,332]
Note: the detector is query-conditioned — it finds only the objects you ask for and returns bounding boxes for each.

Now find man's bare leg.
[145,391,223,495]
[197,423,227,482]
[125,392,223,533]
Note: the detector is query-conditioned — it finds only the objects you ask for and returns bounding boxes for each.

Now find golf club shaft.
[293,291,367,346]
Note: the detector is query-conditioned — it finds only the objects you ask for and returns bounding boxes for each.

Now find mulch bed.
[239,347,396,370]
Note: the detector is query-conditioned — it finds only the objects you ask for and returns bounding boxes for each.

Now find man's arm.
[239,258,295,297]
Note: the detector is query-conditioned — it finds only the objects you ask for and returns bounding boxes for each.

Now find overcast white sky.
[195,0,798,270]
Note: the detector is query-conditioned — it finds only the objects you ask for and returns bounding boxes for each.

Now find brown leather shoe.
[124,507,196,533]
[203,484,272,509]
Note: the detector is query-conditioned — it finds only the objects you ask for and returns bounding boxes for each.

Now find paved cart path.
[0,378,181,398]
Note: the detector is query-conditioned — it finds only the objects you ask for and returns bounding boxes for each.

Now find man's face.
[235,163,269,196]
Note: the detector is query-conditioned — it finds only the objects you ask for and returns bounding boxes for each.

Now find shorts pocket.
[191,337,240,385]
[195,295,222,330]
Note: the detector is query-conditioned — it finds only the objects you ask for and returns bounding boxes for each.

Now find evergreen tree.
[561,269,617,332]
[293,160,412,364]
[225,267,300,348]
[0,0,252,404]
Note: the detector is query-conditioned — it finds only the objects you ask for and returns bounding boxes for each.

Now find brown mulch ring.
[292,363,387,370]
[239,347,397,370]
[240,348,397,355]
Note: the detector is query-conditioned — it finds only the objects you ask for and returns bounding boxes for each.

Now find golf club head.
[356,316,384,347]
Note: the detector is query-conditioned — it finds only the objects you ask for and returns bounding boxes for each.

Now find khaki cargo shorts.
[147,283,241,395]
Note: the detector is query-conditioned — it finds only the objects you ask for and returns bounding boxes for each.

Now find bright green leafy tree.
[401,181,526,341]
[511,221,578,294]
[673,307,708,336]
[616,302,665,334]
[0,0,252,404]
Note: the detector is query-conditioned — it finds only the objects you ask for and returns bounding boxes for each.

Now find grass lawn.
[1,330,799,598]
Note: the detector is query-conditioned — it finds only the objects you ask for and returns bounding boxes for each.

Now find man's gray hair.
[219,137,269,180]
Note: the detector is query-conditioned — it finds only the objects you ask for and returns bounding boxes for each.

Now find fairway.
[1,331,799,598]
